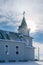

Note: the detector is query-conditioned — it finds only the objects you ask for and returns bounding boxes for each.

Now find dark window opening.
[5,45,8,55]
[5,45,8,47]
[16,51,19,54]
[16,46,18,48]
[16,46,19,50]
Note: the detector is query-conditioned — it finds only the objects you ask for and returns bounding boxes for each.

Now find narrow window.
[16,46,19,55]
[16,46,18,50]
[5,45,9,55]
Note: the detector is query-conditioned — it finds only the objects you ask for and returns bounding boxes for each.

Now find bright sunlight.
[26,19,36,33]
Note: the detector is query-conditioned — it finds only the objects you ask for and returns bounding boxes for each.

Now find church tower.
[18,11,29,35]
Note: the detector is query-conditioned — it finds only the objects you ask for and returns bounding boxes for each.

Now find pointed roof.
[21,17,27,27]
[19,11,27,29]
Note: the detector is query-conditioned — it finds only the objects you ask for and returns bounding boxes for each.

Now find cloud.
[0,0,43,34]
[0,10,20,32]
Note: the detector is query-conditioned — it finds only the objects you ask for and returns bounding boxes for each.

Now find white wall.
[0,39,34,61]
[0,39,25,61]
[24,46,34,60]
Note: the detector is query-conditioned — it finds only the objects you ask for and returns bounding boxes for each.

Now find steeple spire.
[20,11,27,28]
[23,11,25,18]
[18,11,29,35]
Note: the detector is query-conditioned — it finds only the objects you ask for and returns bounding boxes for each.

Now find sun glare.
[26,20,36,33]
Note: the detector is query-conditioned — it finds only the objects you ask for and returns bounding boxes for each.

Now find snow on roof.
[0,30,26,42]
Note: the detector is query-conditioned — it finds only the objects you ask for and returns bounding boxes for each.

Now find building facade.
[0,14,34,62]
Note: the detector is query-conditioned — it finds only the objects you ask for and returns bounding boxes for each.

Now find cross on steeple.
[23,11,25,17]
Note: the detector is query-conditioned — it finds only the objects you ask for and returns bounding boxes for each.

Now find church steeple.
[18,11,29,35]
[20,11,27,28]
[19,11,27,29]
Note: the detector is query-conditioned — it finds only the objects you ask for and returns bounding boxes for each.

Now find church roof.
[0,30,26,42]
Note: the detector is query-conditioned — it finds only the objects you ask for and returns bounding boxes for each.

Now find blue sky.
[0,0,43,59]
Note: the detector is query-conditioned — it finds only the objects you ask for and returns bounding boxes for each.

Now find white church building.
[0,13,35,62]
